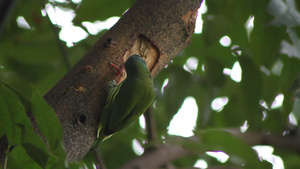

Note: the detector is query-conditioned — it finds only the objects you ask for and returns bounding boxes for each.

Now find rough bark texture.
[43,0,202,161]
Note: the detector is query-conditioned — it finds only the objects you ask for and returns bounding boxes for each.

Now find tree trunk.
[0,0,202,163]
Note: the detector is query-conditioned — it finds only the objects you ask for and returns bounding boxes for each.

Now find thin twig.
[93,149,107,169]
[0,0,17,38]
[119,143,192,169]
[144,109,175,169]
[144,107,158,144]
[42,1,71,70]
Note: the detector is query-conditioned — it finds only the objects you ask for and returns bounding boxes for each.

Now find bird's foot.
[109,62,124,80]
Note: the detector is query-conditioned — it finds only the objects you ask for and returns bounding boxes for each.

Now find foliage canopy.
[1,0,300,168]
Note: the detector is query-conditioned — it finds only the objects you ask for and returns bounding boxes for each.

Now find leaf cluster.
[0,82,67,168]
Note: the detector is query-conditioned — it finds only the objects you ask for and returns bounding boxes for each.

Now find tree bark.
[43,0,202,161]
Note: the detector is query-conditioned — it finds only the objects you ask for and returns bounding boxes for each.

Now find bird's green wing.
[96,81,121,138]
[107,78,154,133]
[90,81,121,150]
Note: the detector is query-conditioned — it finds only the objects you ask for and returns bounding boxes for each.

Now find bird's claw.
[109,62,124,80]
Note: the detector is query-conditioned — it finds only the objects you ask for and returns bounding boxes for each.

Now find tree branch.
[224,128,300,151]
[94,149,107,169]
[119,143,192,169]
[42,0,202,161]
[119,129,300,169]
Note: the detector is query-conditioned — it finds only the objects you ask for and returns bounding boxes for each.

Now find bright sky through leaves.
[168,97,198,137]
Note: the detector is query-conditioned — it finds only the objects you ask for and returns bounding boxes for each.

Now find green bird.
[91,55,155,150]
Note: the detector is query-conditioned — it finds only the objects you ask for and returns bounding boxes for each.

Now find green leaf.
[18,124,49,169]
[204,0,254,46]
[23,143,49,168]
[249,15,286,68]
[100,129,138,169]
[0,83,32,145]
[81,151,97,169]
[193,57,225,128]
[69,162,84,169]
[213,76,244,127]
[205,57,225,87]
[30,86,66,163]
[263,109,285,132]
[0,78,32,113]
[7,153,29,169]
[199,130,272,169]
[202,15,236,46]
[155,65,192,133]
[69,162,85,169]
[30,86,63,149]
[7,145,42,169]
[277,150,300,169]
[184,34,205,57]
[0,1,67,94]
[291,99,300,121]
[206,43,236,69]
[166,135,206,152]
[280,57,300,91]
[216,94,245,127]
[262,74,280,105]
[238,54,263,128]
[46,156,69,169]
